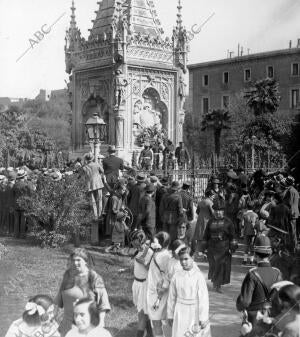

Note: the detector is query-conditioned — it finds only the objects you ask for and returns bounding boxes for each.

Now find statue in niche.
[139,103,162,129]
[133,100,143,129]
[140,103,154,128]
[114,69,128,108]
[178,66,187,111]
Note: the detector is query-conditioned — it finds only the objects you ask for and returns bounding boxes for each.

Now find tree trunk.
[214,128,222,160]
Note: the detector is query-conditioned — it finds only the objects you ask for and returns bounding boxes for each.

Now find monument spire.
[65,0,81,73]
[70,0,77,30]
[173,0,188,71]
[176,0,183,30]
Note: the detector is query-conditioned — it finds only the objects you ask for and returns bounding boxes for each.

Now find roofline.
[188,47,300,69]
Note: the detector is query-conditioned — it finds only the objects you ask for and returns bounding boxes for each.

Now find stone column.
[114,106,125,149]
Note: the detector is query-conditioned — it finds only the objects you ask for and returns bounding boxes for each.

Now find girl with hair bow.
[5,294,60,337]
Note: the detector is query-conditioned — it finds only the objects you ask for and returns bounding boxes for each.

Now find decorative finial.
[176,0,183,29]
[70,0,77,29]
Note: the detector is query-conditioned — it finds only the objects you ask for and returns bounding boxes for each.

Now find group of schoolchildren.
[130,229,211,337]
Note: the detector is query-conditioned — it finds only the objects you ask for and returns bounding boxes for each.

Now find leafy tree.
[244,78,281,116]
[183,112,202,153]
[28,117,70,151]
[201,109,231,158]
[285,113,300,181]
[17,175,93,247]
[0,96,71,166]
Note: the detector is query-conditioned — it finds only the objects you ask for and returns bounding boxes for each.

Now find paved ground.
[198,257,249,337]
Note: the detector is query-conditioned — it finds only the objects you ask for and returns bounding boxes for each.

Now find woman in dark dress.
[201,199,238,293]
[55,248,111,337]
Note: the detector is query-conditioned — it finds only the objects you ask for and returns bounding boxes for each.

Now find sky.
[0,0,299,98]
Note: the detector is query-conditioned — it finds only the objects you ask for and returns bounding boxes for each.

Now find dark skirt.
[207,240,232,286]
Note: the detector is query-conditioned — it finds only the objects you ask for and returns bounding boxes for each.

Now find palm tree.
[244,78,280,116]
[201,109,231,159]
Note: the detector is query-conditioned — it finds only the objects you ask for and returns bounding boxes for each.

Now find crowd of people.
[1,144,300,337]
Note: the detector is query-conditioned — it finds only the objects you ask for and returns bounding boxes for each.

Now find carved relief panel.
[127,68,176,147]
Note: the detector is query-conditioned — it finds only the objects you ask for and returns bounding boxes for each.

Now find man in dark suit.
[127,173,147,228]
[180,181,195,223]
[137,183,156,240]
[102,145,130,188]
[175,142,190,169]
[283,176,299,246]
[159,181,184,240]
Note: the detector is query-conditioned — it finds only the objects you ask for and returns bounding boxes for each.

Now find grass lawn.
[0,237,137,337]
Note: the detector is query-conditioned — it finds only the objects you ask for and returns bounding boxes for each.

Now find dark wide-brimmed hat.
[136,173,146,182]
[108,145,116,153]
[182,181,191,187]
[253,235,272,255]
[84,153,94,162]
[171,181,180,191]
[161,177,169,186]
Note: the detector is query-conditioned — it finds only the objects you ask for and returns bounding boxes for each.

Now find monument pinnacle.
[176,0,183,30]
[70,0,77,29]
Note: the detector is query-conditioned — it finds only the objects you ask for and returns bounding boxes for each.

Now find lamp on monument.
[85,112,107,161]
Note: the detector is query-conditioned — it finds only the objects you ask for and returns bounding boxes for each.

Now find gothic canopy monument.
[65,0,189,160]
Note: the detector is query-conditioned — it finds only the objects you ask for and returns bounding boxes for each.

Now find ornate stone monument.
[65,0,189,160]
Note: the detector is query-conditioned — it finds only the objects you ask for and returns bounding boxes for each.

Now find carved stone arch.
[142,87,168,130]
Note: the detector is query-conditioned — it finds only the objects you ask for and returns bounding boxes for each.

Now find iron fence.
[129,165,282,200]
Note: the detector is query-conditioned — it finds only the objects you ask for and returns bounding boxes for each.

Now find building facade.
[65,0,189,160]
[188,47,300,118]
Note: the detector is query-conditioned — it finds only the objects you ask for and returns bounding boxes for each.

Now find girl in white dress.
[167,246,211,337]
[5,294,60,337]
[130,229,153,337]
[147,232,171,337]
[162,239,185,291]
